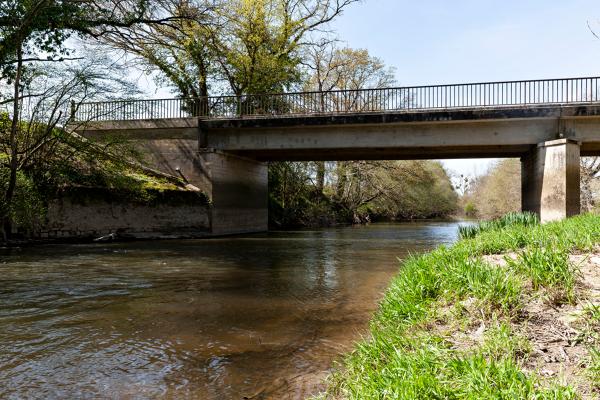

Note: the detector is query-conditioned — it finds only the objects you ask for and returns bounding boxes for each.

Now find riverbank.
[319,213,600,399]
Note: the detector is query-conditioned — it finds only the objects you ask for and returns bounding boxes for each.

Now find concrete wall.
[126,139,268,235]
[134,138,209,189]
[37,189,211,240]
[521,139,581,222]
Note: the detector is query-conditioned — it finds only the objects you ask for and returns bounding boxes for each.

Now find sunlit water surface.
[0,222,460,399]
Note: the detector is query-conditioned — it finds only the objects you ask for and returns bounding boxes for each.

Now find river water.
[0,222,459,399]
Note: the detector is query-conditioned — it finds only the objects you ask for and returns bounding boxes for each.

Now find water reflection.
[0,222,459,399]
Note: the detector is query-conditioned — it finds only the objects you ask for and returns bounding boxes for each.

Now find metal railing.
[74,77,600,122]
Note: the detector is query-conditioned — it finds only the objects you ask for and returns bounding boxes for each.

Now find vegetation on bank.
[458,211,539,239]
[269,160,458,228]
[319,213,600,399]
[0,124,194,239]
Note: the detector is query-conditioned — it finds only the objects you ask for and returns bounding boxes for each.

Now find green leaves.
[0,0,158,79]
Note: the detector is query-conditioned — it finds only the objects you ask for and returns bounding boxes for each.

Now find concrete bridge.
[75,77,600,234]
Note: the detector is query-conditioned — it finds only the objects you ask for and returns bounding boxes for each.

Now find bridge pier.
[521,139,580,222]
[198,150,268,235]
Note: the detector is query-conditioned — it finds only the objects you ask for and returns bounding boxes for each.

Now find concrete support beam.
[198,150,268,235]
[521,139,581,222]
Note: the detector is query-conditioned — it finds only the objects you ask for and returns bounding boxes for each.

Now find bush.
[0,169,46,236]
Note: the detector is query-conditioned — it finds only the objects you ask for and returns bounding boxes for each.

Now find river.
[0,222,460,399]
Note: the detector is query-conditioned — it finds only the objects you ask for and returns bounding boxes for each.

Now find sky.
[327,0,600,177]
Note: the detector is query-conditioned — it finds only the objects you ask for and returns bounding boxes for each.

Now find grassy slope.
[320,214,600,399]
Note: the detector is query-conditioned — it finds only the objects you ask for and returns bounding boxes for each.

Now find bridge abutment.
[521,139,580,222]
[130,139,268,235]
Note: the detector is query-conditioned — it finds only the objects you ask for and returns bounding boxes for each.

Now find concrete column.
[198,150,268,235]
[129,139,268,235]
[521,138,580,222]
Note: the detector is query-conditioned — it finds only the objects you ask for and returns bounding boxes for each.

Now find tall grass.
[507,243,577,304]
[458,211,539,240]
[582,304,600,389]
[321,213,600,399]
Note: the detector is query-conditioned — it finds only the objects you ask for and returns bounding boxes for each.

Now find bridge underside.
[78,104,600,233]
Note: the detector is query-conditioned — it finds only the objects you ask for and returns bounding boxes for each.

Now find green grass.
[579,304,600,390]
[459,211,539,240]
[506,243,577,304]
[320,213,600,399]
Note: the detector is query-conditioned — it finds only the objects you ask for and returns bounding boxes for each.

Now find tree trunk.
[315,161,325,194]
[197,61,209,116]
[3,39,23,241]
[336,161,346,199]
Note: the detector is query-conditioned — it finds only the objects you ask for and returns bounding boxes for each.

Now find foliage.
[320,213,600,399]
[581,157,600,212]
[458,211,539,239]
[0,168,44,234]
[101,0,359,97]
[268,160,458,228]
[304,42,396,92]
[268,161,328,227]
[464,159,521,220]
[0,0,162,79]
[463,201,476,217]
[368,161,458,220]
[0,0,179,241]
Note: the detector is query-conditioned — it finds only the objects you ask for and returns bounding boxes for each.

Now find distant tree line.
[269,160,458,227]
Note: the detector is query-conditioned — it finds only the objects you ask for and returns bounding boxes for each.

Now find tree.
[303,44,398,215]
[304,43,396,92]
[465,159,521,219]
[303,41,396,113]
[580,157,600,212]
[100,0,359,97]
[0,0,179,240]
[96,0,215,99]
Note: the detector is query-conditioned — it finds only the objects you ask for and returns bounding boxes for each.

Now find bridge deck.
[76,103,600,161]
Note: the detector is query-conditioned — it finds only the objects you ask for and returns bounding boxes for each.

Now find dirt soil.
[483,250,600,399]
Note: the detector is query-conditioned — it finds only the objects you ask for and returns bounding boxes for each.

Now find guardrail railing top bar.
[73,76,600,122]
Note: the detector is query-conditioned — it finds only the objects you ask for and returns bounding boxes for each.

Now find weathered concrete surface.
[41,189,211,239]
[125,140,268,235]
[79,118,198,138]
[77,104,600,160]
[134,138,209,189]
[198,150,268,235]
[200,105,600,160]
[521,139,581,222]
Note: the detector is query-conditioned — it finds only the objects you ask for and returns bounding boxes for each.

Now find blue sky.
[330,0,600,176]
